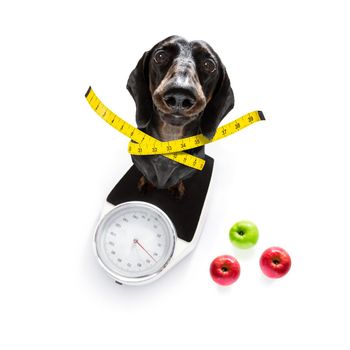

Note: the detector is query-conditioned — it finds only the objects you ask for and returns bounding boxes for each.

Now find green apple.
[229,220,259,249]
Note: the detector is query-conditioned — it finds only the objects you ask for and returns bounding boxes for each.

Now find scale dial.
[94,201,177,285]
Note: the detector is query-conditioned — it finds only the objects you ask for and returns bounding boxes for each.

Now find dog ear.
[126,51,153,128]
[200,65,234,139]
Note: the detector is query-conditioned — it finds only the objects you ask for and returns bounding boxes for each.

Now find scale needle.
[133,239,157,262]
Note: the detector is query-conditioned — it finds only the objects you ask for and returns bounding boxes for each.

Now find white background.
[1,1,350,349]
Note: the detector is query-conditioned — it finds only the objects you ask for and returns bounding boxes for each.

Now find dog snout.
[163,88,196,112]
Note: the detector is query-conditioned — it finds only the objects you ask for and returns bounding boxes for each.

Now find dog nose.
[163,89,196,111]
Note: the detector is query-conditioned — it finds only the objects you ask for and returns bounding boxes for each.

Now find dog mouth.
[155,108,200,126]
[161,112,197,125]
[153,97,204,126]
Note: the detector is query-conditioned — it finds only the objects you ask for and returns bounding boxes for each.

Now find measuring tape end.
[85,86,92,98]
[258,111,266,121]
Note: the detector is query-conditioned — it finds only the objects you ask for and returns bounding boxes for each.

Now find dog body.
[127,36,234,191]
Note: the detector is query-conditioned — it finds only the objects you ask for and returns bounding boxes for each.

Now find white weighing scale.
[94,155,214,286]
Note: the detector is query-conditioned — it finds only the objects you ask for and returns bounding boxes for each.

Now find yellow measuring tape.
[85,86,265,170]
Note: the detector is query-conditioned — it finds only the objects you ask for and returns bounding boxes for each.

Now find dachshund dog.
[127,35,234,198]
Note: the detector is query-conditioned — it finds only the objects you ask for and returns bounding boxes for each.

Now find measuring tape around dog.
[85,86,265,170]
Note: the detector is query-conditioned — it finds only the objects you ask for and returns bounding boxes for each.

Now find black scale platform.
[107,155,214,243]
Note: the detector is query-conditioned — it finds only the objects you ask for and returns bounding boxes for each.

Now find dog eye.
[154,50,169,65]
[201,59,216,73]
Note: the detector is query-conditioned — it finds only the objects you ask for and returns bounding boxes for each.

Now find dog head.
[127,35,234,139]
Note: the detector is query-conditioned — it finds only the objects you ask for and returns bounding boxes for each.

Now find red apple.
[210,255,240,286]
[260,247,291,278]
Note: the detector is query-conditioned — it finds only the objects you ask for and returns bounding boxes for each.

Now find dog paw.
[137,176,155,194]
[168,181,185,200]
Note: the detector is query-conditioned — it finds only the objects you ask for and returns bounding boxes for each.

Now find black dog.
[127,35,234,197]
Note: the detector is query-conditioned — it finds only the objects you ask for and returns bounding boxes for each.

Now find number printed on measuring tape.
[85,86,265,170]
